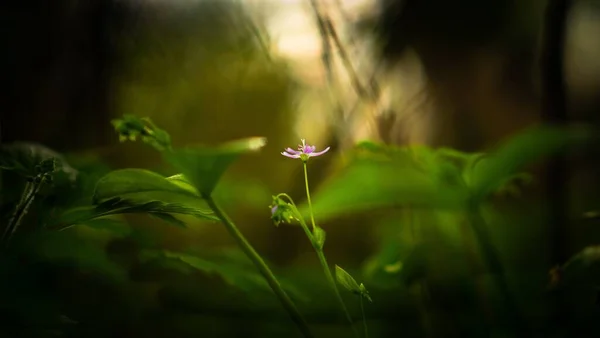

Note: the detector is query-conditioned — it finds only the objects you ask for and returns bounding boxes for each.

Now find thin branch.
[324,18,371,99]
[308,0,335,83]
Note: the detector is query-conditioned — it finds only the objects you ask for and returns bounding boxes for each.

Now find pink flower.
[281,139,330,161]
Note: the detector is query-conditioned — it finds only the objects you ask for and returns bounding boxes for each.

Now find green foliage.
[164,137,267,195]
[468,125,593,199]
[54,197,218,231]
[307,126,594,221]
[45,168,220,230]
[0,142,76,180]
[554,245,600,288]
[111,115,172,152]
[336,265,372,302]
[93,169,201,203]
[313,226,326,250]
[140,249,308,303]
[269,196,298,226]
[212,176,272,211]
[335,265,362,294]
[361,216,407,289]
[165,173,200,195]
[303,156,467,221]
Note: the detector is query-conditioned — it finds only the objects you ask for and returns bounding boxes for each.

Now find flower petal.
[285,147,301,155]
[281,151,301,159]
[310,146,330,157]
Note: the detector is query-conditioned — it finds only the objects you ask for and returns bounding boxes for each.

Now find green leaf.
[165,174,200,195]
[335,265,361,294]
[470,125,594,199]
[303,159,467,222]
[52,197,218,230]
[313,226,326,250]
[111,115,172,151]
[93,169,201,203]
[164,137,267,195]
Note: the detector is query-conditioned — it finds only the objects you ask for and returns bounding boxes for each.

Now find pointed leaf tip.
[335,265,361,294]
[164,137,268,195]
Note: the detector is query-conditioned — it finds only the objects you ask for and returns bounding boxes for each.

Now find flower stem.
[302,161,317,232]
[360,295,368,338]
[301,163,360,338]
[203,194,314,338]
[316,248,360,338]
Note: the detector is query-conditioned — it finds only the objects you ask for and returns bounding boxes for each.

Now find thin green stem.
[360,295,368,338]
[316,248,359,338]
[2,180,42,248]
[203,194,314,338]
[302,161,317,232]
[300,162,360,338]
[467,200,527,336]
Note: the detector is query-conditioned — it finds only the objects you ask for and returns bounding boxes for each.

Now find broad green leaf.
[163,137,267,195]
[470,125,593,199]
[52,197,218,230]
[93,169,201,203]
[335,265,361,294]
[165,174,199,195]
[302,159,467,222]
[313,226,326,249]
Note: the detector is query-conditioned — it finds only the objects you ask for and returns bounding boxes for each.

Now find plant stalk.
[301,162,360,338]
[203,194,314,338]
[2,179,43,247]
[360,295,368,338]
[467,201,527,337]
[303,162,317,232]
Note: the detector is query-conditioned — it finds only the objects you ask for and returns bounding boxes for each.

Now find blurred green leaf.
[470,125,594,199]
[0,142,78,181]
[79,218,132,237]
[111,115,172,152]
[140,249,308,302]
[164,137,267,195]
[304,159,467,222]
[212,176,271,210]
[335,265,361,294]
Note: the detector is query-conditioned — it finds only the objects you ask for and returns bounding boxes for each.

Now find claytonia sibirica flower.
[281,139,330,161]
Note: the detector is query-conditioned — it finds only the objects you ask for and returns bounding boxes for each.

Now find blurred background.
[2,0,600,337]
